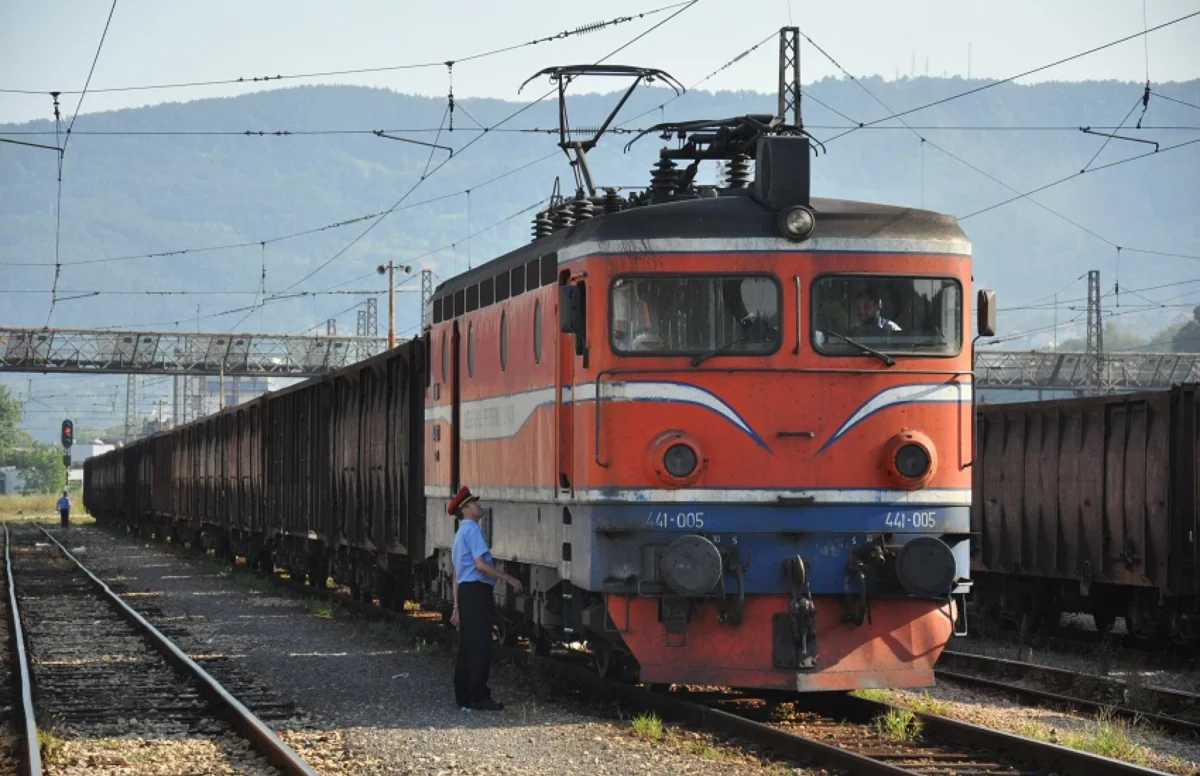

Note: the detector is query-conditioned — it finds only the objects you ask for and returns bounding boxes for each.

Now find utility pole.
[1086,269,1104,392]
[777,27,801,128]
[378,262,396,349]
[326,319,336,336]
[156,398,166,432]
[378,262,413,348]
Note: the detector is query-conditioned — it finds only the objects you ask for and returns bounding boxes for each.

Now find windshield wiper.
[820,330,895,366]
[691,337,748,366]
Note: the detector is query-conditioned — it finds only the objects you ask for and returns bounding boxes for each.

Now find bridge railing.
[0,327,391,377]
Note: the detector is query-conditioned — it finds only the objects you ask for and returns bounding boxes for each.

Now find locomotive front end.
[422,110,990,693]
[562,132,983,692]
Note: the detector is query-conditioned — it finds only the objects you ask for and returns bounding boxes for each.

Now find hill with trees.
[2,76,1197,439]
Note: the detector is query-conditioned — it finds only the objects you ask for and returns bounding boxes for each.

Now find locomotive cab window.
[610,274,781,356]
[812,275,962,357]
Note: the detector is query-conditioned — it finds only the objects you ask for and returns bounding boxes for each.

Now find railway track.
[534,658,1173,776]
[90,523,1180,775]
[954,628,1199,672]
[3,525,318,776]
[935,649,1200,738]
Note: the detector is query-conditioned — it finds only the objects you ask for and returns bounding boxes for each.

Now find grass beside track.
[0,493,94,524]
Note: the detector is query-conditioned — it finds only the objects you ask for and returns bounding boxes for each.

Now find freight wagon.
[971,385,1200,645]
[85,344,426,608]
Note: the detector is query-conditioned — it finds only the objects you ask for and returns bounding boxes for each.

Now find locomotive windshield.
[812,276,962,356]
[611,274,781,355]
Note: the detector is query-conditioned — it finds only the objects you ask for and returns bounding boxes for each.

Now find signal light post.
[61,419,73,487]
[377,262,412,350]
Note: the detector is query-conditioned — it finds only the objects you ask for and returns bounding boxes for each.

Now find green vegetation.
[631,712,665,740]
[308,598,336,618]
[875,707,923,742]
[0,385,69,494]
[1015,709,1149,767]
[907,691,950,716]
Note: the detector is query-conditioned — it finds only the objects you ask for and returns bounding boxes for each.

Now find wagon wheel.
[590,641,614,677]
[527,630,551,658]
[495,621,519,648]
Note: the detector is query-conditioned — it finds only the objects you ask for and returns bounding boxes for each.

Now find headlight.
[882,431,937,489]
[663,444,698,478]
[895,443,931,479]
[777,205,815,241]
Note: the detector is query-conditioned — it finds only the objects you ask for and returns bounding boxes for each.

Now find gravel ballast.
[62,525,808,776]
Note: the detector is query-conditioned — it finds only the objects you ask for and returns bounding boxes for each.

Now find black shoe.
[471,698,504,711]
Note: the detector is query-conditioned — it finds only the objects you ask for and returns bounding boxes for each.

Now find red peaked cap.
[447,486,480,515]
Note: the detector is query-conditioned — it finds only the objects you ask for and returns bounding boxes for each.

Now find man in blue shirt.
[57,489,71,530]
[448,486,523,712]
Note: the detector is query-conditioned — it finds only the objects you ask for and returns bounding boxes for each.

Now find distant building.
[0,466,27,495]
[71,442,115,463]
[66,441,115,483]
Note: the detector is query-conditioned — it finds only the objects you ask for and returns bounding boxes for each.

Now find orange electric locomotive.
[423,67,996,690]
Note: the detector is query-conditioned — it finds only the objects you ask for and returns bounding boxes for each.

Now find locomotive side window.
[609,274,781,356]
[533,301,543,364]
[467,322,475,377]
[440,330,447,383]
[500,310,508,371]
[811,275,962,357]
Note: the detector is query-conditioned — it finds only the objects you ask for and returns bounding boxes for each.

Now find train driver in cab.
[852,288,902,337]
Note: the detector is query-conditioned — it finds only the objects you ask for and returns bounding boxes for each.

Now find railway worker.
[852,289,902,336]
[57,489,71,530]
[448,486,523,712]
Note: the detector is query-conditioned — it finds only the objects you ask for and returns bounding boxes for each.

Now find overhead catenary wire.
[617,28,779,127]
[0,149,561,268]
[4,124,1199,138]
[272,0,700,296]
[0,3,691,96]
[821,9,1200,144]
[46,0,119,330]
[787,25,1200,265]
[959,136,1200,220]
[96,191,548,331]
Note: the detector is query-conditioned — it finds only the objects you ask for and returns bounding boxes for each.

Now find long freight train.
[972,386,1199,645]
[87,105,993,692]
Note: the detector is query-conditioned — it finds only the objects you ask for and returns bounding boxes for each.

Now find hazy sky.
[2,0,1199,125]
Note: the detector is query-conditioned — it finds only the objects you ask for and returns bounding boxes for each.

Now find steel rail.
[87,523,1177,775]
[840,694,1170,776]
[531,655,917,776]
[937,650,1200,737]
[5,526,43,776]
[36,527,319,776]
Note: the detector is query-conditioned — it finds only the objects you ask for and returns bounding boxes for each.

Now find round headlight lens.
[895,443,931,479]
[778,206,815,241]
[663,444,698,478]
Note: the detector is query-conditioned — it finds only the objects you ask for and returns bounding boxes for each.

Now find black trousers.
[60,508,69,528]
[454,581,495,707]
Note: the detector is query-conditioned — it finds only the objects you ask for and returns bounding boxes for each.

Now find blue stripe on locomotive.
[441,499,971,597]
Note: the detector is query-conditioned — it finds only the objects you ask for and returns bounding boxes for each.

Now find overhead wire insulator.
[603,187,624,214]
[572,193,594,222]
[649,156,679,197]
[725,153,752,189]
[532,211,553,241]
[552,205,575,232]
